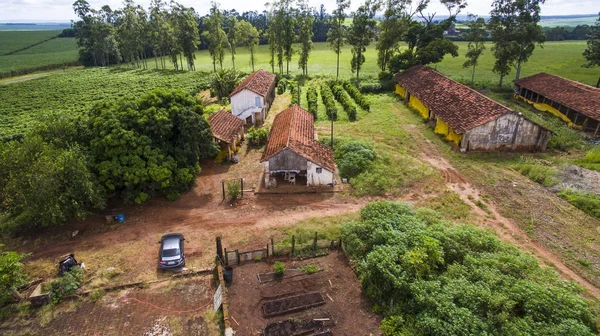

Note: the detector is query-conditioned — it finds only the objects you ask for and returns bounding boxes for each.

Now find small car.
[158,233,185,270]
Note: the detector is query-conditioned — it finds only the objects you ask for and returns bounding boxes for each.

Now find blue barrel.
[116,214,126,223]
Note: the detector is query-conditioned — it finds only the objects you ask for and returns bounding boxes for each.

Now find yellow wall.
[434,118,463,146]
[515,94,576,128]
[409,95,429,120]
[395,84,406,99]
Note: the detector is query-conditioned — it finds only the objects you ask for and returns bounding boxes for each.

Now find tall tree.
[203,2,229,71]
[116,0,145,68]
[583,14,600,88]
[462,15,487,85]
[170,3,199,71]
[297,0,314,76]
[224,14,238,69]
[348,0,380,80]
[312,5,332,42]
[266,1,285,73]
[489,0,546,86]
[376,0,410,72]
[281,0,296,74]
[149,0,175,69]
[235,20,259,71]
[327,0,350,80]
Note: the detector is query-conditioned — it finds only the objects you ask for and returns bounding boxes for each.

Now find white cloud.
[0,0,597,22]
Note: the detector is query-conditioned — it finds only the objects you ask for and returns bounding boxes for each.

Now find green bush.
[306,87,318,120]
[299,264,320,274]
[331,84,357,121]
[273,261,286,276]
[290,83,299,106]
[49,268,83,304]
[578,147,600,171]
[247,126,268,148]
[517,163,558,187]
[558,189,600,219]
[342,201,597,335]
[226,180,241,202]
[211,69,244,101]
[277,79,287,94]
[89,288,105,302]
[334,141,375,179]
[0,246,28,305]
[320,85,338,121]
[359,80,395,94]
[343,82,370,111]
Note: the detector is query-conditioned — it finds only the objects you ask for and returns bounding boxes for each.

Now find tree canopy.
[583,14,600,87]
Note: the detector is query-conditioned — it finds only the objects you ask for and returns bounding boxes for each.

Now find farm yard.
[0,6,600,335]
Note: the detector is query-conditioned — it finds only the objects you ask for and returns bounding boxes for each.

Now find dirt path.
[406,120,600,298]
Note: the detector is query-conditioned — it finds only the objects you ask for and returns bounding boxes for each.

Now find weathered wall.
[267,149,308,171]
[307,161,334,186]
[231,89,264,123]
[461,113,550,152]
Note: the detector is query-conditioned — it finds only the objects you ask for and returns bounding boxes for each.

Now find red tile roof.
[394,65,512,133]
[229,69,276,98]
[208,110,244,144]
[515,73,600,121]
[261,105,336,172]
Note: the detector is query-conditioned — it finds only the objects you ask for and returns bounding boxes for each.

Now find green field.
[539,16,598,27]
[0,68,212,139]
[0,30,61,55]
[170,41,596,86]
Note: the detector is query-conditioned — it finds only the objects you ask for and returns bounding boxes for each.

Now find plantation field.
[0,30,61,55]
[0,68,211,140]
[539,16,598,27]
[170,41,597,86]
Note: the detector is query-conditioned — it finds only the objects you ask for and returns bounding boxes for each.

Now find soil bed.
[227,252,381,335]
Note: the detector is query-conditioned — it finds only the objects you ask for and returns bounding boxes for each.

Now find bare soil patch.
[227,252,381,335]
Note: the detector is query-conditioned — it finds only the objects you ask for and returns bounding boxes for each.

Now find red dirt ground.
[227,252,381,335]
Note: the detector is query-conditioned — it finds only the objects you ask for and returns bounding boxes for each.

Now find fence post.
[240,178,244,198]
[291,235,295,257]
[222,181,225,201]
[266,244,269,258]
[313,232,317,254]
[271,239,275,257]
[224,248,228,265]
[236,249,240,264]
[216,237,224,263]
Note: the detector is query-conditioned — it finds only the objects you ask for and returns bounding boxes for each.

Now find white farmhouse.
[229,69,276,125]
[260,105,336,187]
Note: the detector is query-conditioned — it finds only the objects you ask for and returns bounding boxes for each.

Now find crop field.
[166,41,597,86]
[0,68,212,139]
[0,30,61,55]
[539,16,598,27]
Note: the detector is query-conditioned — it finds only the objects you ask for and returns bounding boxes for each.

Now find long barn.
[514,73,600,137]
[394,65,551,152]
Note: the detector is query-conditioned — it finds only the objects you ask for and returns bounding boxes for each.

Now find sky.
[0,0,598,22]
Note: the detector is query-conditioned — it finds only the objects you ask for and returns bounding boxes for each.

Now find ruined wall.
[461,113,550,152]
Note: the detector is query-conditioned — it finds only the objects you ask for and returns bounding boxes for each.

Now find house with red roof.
[394,65,551,152]
[260,105,336,187]
[514,73,600,137]
[229,69,276,125]
[208,110,245,161]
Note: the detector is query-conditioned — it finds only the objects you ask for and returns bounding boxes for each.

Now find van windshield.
[162,248,180,258]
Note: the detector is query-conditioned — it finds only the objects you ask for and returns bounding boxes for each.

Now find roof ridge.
[286,106,295,149]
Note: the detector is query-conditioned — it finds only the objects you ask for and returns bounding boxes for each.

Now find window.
[316,167,322,174]
[255,96,262,108]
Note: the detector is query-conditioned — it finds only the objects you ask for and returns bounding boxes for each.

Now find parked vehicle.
[158,233,185,270]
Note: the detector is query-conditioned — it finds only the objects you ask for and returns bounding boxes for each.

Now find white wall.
[231,89,264,124]
[306,161,334,186]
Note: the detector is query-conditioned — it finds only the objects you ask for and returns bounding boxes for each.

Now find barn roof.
[261,105,336,172]
[229,69,276,98]
[208,110,244,144]
[515,73,600,121]
[394,65,513,133]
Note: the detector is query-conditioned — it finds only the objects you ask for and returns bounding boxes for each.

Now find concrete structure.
[395,65,551,152]
[515,73,600,137]
[208,110,245,161]
[229,69,276,125]
[260,105,336,187]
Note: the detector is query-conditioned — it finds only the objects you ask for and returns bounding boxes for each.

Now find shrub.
[335,141,376,178]
[89,288,105,302]
[558,189,600,219]
[320,85,338,121]
[211,69,244,101]
[273,261,286,276]
[0,246,28,304]
[290,82,299,106]
[517,163,558,187]
[226,180,241,202]
[359,80,395,94]
[299,264,320,274]
[578,147,600,171]
[331,84,357,121]
[306,87,318,120]
[343,82,370,111]
[277,79,287,94]
[49,268,83,304]
[247,126,268,148]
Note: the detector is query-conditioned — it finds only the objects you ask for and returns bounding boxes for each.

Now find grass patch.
[515,163,558,187]
[421,190,471,220]
[558,189,600,219]
[578,147,600,171]
[298,264,320,274]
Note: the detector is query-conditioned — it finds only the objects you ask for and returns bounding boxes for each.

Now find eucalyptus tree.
[376,0,410,72]
[348,0,379,80]
[297,0,314,76]
[462,15,487,84]
[327,0,350,80]
[583,14,600,87]
[225,14,238,69]
[202,2,229,71]
[235,20,260,71]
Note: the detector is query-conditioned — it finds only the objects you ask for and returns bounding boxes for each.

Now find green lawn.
[0,30,61,55]
[169,41,597,86]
